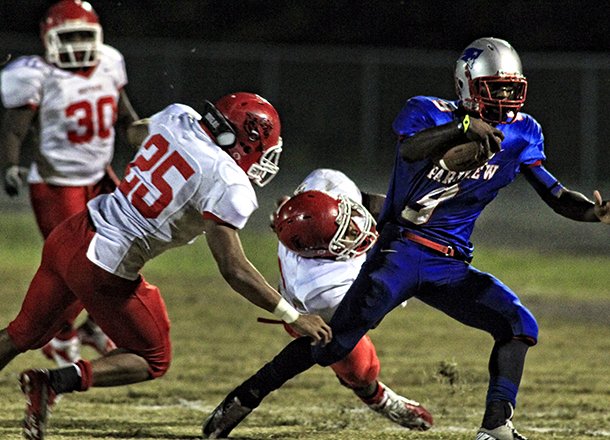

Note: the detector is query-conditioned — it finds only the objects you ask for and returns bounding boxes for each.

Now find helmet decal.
[455,38,527,124]
[460,47,484,68]
[215,92,282,187]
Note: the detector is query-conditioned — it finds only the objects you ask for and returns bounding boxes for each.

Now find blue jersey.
[378,96,546,258]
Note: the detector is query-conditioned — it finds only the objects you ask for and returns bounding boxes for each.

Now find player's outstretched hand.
[291,314,332,346]
[466,117,505,156]
[3,165,28,197]
[593,190,610,224]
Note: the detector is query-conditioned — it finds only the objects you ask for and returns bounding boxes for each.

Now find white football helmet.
[40,0,103,69]
[455,37,527,124]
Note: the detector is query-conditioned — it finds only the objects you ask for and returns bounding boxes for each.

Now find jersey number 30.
[119,133,195,219]
[66,96,116,143]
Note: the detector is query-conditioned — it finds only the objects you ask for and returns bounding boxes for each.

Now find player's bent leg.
[6,262,81,358]
[331,335,433,430]
[330,335,380,389]
[418,267,535,439]
[69,271,172,381]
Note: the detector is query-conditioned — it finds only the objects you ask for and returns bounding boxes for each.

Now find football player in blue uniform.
[202,37,610,440]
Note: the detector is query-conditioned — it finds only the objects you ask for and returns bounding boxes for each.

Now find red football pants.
[284,323,380,389]
[7,211,171,378]
[28,173,119,339]
[29,172,118,239]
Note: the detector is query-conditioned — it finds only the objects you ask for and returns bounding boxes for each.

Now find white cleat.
[476,420,527,440]
[367,382,433,430]
[41,336,81,367]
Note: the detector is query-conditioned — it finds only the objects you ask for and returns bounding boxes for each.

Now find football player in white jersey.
[279,170,433,428]
[0,92,332,440]
[0,0,138,367]
[202,169,432,438]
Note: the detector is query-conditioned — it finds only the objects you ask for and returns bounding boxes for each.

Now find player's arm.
[361,191,386,220]
[399,115,504,162]
[521,163,610,223]
[203,218,332,344]
[115,89,139,147]
[126,118,150,149]
[0,106,37,196]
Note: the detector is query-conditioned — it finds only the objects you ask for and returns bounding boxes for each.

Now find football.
[434,140,490,172]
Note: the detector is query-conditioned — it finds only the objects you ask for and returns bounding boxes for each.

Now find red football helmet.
[274,190,378,260]
[40,0,102,69]
[215,92,282,187]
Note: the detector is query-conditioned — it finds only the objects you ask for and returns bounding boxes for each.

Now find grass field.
[0,211,608,440]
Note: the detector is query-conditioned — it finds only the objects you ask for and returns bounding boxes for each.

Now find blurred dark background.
[3,1,610,52]
[1,0,609,253]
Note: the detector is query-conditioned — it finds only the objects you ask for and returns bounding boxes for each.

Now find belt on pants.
[402,231,467,261]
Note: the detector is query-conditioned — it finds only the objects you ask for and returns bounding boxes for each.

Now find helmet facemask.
[245,139,282,187]
[44,23,102,69]
[329,195,378,260]
[274,190,378,260]
[470,75,527,124]
[455,38,528,124]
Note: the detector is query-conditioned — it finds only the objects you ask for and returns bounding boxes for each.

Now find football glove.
[465,117,504,155]
[3,165,28,197]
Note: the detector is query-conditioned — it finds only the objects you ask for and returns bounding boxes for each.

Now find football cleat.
[367,382,433,430]
[476,420,528,440]
[77,319,117,355]
[202,396,252,438]
[20,369,57,440]
[41,336,81,367]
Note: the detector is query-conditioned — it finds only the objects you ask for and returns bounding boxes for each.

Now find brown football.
[434,141,488,172]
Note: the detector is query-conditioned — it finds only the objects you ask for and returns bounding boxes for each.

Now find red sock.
[75,359,93,391]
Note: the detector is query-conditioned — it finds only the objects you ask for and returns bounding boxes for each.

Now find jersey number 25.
[119,133,195,218]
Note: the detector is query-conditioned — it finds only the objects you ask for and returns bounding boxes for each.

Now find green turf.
[0,211,608,439]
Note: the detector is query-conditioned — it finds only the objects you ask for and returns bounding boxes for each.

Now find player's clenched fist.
[291,315,332,346]
[3,165,28,197]
[465,116,505,155]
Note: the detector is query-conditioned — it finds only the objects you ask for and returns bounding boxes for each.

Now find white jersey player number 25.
[119,133,195,219]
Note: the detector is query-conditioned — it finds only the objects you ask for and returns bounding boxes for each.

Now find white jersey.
[0,45,127,186]
[278,169,365,322]
[86,104,258,280]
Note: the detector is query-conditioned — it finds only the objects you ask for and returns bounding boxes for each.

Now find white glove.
[3,165,28,197]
